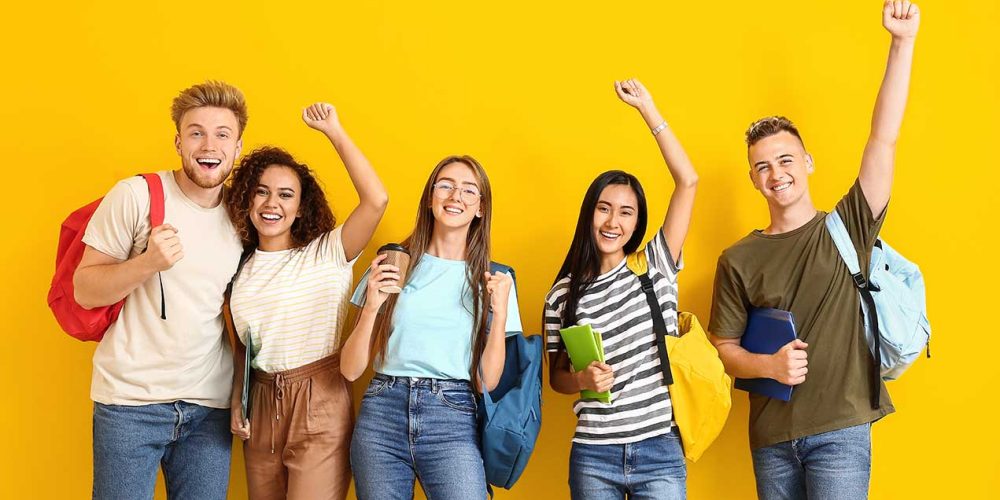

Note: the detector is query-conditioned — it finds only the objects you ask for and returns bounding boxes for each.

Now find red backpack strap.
[138,173,168,320]
[139,173,165,227]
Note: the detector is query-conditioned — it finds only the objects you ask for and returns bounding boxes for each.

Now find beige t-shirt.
[230,227,358,373]
[82,171,242,408]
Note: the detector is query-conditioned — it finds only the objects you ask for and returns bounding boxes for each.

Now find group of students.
[71,2,921,499]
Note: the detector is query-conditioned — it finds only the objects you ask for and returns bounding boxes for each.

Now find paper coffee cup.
[377,243,410,294]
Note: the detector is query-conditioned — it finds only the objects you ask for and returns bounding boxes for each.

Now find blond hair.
[171,80,248,136]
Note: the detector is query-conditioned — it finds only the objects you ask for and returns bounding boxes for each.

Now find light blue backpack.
[825,211,931,383]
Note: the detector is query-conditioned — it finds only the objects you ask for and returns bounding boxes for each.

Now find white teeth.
[444,207,463,214]
[600,231,620,239]
[773,182,791,192]
[197,158,221,165]
[261,213,282,221]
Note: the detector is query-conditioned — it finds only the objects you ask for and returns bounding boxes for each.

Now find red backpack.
[47,173,165,341]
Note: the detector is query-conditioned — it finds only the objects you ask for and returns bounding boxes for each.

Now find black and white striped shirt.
[545,229,681,445]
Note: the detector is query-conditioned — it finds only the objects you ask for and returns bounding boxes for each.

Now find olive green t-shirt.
[709,180,894,449]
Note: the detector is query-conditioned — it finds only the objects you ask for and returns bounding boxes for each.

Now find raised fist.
[302,102,343,135]
[614,78,655,112]
[485,271,513,317]
[883,0,920,40]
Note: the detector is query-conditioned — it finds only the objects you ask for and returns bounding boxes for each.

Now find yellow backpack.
[626,249,732,462]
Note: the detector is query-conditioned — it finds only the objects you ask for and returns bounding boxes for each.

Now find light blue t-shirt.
[350,254,523,381]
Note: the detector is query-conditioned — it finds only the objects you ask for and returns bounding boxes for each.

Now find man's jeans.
[751,422,872,500]
[351,375,486,500]
[568,428,687,500]
[92,401,232,500]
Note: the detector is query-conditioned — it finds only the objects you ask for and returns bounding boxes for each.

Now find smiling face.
[592,183,640,259]
[249,165,301,250]
[174,106,242,189]
[748,131,814,209]
[430,161,483,230]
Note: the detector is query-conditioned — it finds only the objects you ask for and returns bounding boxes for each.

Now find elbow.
[72,273,97,310]
[340,364,362,382]
[484,377,500,392]
[74,291,97,310]
[678,174,699,189]
[368,192,389,214]
[718,357,737,377]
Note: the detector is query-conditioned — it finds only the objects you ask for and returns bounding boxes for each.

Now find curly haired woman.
[224,102,388,500]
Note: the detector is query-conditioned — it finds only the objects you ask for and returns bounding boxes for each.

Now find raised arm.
[615,79,698,264]
[859,1,920,216]
[302,103,388,261]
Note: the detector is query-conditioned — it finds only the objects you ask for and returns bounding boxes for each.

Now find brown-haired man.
[708,2,920,499]
[74,81,247,499]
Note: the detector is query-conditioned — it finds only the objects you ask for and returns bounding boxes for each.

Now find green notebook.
[559,324,611,403]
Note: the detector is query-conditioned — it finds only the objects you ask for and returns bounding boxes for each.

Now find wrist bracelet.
[651,121,668,136]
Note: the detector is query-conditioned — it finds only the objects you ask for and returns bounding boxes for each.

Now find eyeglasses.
[432,181,481,205]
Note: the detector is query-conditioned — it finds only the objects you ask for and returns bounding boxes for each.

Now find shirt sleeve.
[646,227,682,277]
[82,178,148,261]
[325,225,361,268]
[708,252,750,339]
[501,271,524,337]
[544,284,566,353]
[834,179,888,265]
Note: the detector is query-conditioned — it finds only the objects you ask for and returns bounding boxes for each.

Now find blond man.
[74,81,247,499]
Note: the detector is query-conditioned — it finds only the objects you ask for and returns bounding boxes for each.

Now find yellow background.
[3,1,997,498]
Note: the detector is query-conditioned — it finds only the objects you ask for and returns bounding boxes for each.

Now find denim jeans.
[568,428,687,500]
[351,374,486,500]
[751,422,872,500]
[92,401,232,500]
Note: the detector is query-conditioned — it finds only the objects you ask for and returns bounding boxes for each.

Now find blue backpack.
[478,263,543,493]
[825,211,931,389]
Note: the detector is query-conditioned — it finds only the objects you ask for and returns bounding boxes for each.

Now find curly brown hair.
[225,146,336,250]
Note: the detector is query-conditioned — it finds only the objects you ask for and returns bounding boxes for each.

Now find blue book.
[734,308,797,401]
[241,327,253,422]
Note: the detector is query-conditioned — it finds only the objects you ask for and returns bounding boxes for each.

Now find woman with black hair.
[545,79,699,499]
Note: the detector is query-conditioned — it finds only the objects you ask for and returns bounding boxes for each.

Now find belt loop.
[431,378,439,394]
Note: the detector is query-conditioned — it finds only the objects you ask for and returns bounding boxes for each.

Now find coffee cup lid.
[378,243,409,254]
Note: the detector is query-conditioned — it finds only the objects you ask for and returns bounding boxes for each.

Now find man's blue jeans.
[350,374,486,500]
[751,422,872,500]
[568,428,687,499]
[92,401,232,500]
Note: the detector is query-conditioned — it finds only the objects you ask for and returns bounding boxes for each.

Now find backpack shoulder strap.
[824,210,865,285]
[139,173,167,319]
[625,247,648,276]
[140,173,165,227]
[490,261,515,285]
[824,210,882,410]
[626,248,673,385]
[224,247,255,348]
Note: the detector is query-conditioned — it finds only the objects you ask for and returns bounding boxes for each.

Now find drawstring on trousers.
[270,373,286,454]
